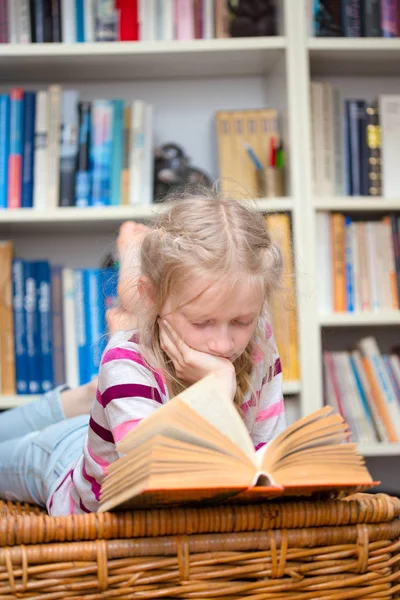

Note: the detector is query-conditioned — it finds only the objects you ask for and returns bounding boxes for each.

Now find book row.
[324,336,400,443]
[311,83,400,199]
[0,86,153,210]
[310,0,399,38]
[317,212,400,314]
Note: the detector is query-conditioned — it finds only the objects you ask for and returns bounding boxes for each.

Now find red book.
[116,0,139,41]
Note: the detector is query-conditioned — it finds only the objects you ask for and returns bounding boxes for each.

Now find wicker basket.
[0,493,399,599]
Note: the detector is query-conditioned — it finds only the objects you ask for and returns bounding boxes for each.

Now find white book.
[203,0,214,39]
[33,91,48,210]
[139,0,156,41]
[321,83,335,196]
[141,104,154,205]
[316,212,332,312]
[47,85,62,208]
[84,0,96,42]
[7,0,19,43]
[310,82,324,196]
[61,0,77,43]
[18,0,31,43]
[366,222,380,311]
[379,95,400,199]
[350,222,360,312]
[62,268,78,389]
[331,353,361,441]
[129,100,146,205]
[341,352,377,444]
[161,0,174,41]
[332,86,345,196]
[358,336,400,440]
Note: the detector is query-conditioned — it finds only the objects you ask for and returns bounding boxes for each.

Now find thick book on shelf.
[99,374,376,513]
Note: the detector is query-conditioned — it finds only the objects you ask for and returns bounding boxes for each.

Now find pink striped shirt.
[47,325,286,515]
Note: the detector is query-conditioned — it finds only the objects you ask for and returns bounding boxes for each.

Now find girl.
[0,187,286,515]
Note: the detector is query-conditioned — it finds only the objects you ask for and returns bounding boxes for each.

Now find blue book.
[344,216,354,312]
[12,259,28,394]
[37,260,54,393]
[110,99,124,206]
[75,101,92,207]
[74,268,90,385]
[85,269,107,381]
[90,100,113,206]
[21,91,36,208]
[349,355,376,433]
[0,95,10,209]
[24,261,41,394]
[75,0,85,42]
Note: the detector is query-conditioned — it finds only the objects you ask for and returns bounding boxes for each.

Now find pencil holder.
[256,166,285,197]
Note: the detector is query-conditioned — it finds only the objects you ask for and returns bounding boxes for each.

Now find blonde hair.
[132,185,283,406]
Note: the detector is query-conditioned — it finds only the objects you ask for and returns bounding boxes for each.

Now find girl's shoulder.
[104,329,141,354]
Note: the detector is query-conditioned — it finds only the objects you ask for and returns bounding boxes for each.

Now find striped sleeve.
[251,344,287,451]
[98,344,167,444]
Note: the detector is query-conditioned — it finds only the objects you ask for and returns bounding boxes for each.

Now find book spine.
[0,241,16,395]
[51,0,62,42]
[0,95,10,209]
[110,98,124,206]
[7,88,23,209]
[74,268,89,385]
[33,90,48,209]
[332,86,345,196]
[381,0,399,37]
[75,0,84,41]
[21,91,36,208]
[85,269,107,380]
[175,0,194,39]
[0,0,9,43]
[25,261,41,394]
[19,0,31,42]
[59,89,79,207]
[117,0,139,40]
[390,214,400,304]
[75,100,92,207]
[129,99,145,205]
[12,259,28,394]
[37,260,53,393]
[379,95,400,199]
[120,105,131,205]
[202,0,213,38]
[47,84,61,208]
[51,265,66,387]
[363,0,381,36]
[366,102,382,196]
[366,222,380,311]
[61,0,76,42]
[141,103,154,205]
[90,99,113,206]
[383,215,399,309]
[316,212,332,313]
[331,213,346,312]
[62,267,78,388]
[8,0,19,43]
[341,0,361,37]
[344,216,354,312]
[84,0,95,41]
[214,0,229,38]
[194,0,203,39]
[95,0,118,41]
[346,100,366,196]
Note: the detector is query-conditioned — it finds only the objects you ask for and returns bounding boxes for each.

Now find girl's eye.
[192,321,210,328]
[233,319,254,328]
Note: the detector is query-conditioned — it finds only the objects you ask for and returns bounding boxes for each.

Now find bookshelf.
[2,0,400,483]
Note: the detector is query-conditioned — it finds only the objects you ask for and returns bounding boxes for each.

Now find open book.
[99,373,376,512]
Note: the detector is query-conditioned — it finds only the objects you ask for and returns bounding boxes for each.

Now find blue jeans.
[0,387,88,507]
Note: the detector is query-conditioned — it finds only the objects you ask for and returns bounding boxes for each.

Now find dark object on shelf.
[227,0,277,37]
[153,143,212,202]
[314,0,343,37]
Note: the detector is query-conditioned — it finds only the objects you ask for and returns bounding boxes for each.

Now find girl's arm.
[251,336,287,451]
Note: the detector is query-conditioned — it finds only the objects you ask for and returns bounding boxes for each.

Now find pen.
[244,142,263,171]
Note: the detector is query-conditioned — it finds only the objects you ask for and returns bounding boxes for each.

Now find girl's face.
[160,275,264,362]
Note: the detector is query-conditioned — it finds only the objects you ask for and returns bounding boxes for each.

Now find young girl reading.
[0,187,286,515]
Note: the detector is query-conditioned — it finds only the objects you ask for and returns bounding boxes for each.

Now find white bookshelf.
[2,0,400,471]
[0,37,286,81]
[0,197,292,231]
[319,312,400,327]
[314,197,400,212]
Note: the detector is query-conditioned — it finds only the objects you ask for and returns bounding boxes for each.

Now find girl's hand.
[159,319,237,401]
